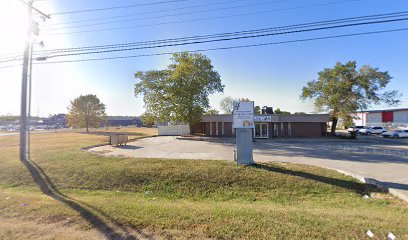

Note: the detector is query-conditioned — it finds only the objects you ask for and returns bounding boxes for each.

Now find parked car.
[347,126,366,133]
[382,130,408,138]
[359,126,387,135]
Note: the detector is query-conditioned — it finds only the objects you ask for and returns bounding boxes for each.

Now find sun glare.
[0,1,28,54]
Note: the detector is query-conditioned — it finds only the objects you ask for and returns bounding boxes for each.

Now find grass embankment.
[0,127,407,239]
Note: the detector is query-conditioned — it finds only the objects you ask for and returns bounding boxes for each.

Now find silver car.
[382,130,408,138]
[359,126,387,135]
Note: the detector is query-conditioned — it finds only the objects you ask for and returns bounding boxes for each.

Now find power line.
[45,0,248,27]
[39,17,408,60]
[2,27,407,69]
[43,0,364,36]
[37,11,408,54]
[1,10,408,62]
[48,0,192,15]
[44,0,285,31]
[32,28,408,65]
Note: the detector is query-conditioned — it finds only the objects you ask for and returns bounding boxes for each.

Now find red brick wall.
[291,122,325,137]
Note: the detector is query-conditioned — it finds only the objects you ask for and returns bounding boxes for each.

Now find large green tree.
[134,52,224,131]
[301,61,400,135]
[66,94,106,132]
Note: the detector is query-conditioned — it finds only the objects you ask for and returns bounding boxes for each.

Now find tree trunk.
[188,124,192,136]
[331,117,338,136]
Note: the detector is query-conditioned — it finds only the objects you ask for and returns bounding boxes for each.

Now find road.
[0,129,72,137]
[89,135,408,202]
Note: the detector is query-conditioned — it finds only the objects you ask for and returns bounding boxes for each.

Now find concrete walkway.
[89,136,408,202]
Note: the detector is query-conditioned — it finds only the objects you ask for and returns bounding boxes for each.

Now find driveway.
[89,136,408,201]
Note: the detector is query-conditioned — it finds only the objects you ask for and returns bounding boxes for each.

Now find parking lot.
[89,135,408,201]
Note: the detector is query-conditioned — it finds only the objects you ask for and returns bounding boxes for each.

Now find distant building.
[43,114,66,127]
[353,108,408,127]
[108,116,141,127]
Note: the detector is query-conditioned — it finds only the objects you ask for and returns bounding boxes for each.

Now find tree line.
[65,52,400,135]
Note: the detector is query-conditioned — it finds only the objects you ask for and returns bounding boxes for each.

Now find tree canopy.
[204,109,220,115]
[66,94,106,132]
[134,52,224,130]
[220,96,234,114]
[301,61,400,135]
[274,108,291,115]
[140,112,157,128]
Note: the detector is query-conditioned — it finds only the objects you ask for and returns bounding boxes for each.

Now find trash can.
[110,134,128,146]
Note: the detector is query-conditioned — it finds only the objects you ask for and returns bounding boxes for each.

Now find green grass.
[0,128,407,239]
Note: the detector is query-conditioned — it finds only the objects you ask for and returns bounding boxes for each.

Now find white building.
[353,108,408,128]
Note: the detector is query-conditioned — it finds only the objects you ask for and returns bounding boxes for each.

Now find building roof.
[360,108,408,113]
[201,114,330,123]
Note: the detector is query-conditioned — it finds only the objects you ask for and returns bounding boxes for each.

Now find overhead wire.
[33,28,408,65]
[44,0,192,15]
[42,0,364,36]
[1,11,408,63]
[45,0,249,27]
[1,27,407,69]
[43,0,286,31]
[39,17,408,60]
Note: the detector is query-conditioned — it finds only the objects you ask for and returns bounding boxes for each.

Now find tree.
[293,112,307,115]
[274,108,291,115]
[220,96,234,114]
[66,94,106,132]
[134,52,224,132]
[254,106,261,114]
[204,109,219,115]
[140,112,157,128]
[301,61,400,136]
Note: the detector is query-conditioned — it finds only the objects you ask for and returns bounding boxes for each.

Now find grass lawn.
[0,127,407,239]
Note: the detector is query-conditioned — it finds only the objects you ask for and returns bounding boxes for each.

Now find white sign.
[254,115,272,122]
[233,101,254,129]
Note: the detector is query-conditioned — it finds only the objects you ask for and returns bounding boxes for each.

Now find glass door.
[254,123,268,138]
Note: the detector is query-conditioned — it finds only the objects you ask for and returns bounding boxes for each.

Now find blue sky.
[0,0,407,117]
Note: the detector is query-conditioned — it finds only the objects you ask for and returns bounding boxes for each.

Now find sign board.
[233,101,254,129]
[254,115,272,122]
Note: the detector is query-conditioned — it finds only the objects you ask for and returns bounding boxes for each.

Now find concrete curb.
[81,135,158,151]
[329,168,408,203]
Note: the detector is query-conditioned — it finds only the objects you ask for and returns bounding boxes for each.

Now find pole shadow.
[251,163,383,195]
[21,159,153,240]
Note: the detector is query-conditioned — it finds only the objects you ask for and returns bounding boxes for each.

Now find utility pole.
[27,44,33,160]
[19,0,49,161]
[19,0,33,162]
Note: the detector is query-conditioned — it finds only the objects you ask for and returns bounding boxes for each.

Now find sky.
[0,0,407,117]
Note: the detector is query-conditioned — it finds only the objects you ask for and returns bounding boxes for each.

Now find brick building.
[193,114,329,138]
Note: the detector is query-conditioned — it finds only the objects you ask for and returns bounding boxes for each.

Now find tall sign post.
[233,101,255,165]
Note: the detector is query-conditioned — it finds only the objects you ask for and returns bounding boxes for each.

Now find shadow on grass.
[251,163,383,195]
[21,159,152,240]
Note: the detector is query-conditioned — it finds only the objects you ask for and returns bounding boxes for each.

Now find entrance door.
[254,123,268,138]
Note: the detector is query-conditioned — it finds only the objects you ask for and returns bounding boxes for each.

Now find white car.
[347,126,366,133]
[382,130,408,138]
[359,126,387,135]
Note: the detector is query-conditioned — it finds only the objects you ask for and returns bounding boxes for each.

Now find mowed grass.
[0,128,407,239]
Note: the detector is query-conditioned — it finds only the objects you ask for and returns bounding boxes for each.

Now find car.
[359,126,387,135]
[347,126,366,133]
[382,130,408,138]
